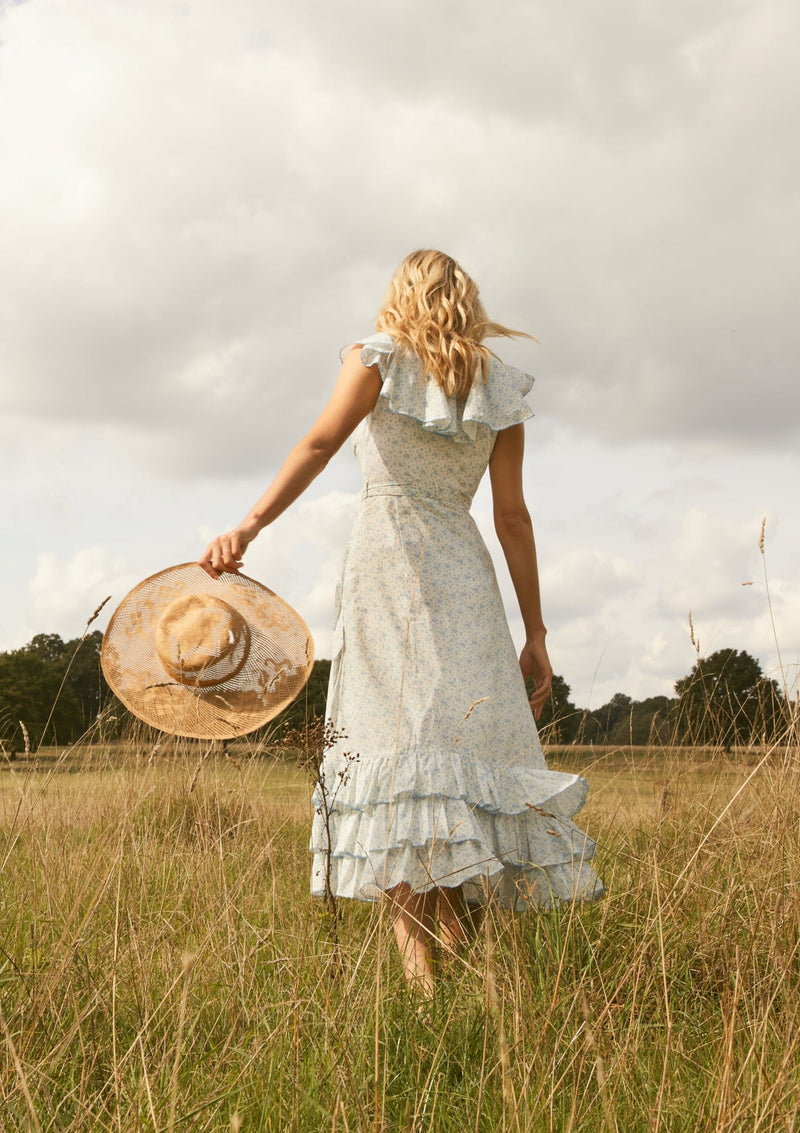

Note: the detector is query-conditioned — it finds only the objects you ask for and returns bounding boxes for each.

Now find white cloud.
[26,548,139,641]
[656,508,765,619]
[541,549,643,621]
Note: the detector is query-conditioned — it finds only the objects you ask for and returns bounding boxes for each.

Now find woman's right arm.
[199,348,381,578]
[488,423,553,718]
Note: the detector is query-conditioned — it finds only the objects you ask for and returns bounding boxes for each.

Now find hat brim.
[101,564,314,739]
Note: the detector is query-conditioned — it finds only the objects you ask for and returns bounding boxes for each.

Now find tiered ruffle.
[310,747,603,909]
[340,333,534,444]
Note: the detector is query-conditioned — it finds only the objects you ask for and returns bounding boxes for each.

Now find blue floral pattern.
[310,335,603,908]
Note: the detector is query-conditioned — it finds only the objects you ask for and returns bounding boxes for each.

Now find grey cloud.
[542,548,643,622]
[1,0,798,479]
[266,0,736,134]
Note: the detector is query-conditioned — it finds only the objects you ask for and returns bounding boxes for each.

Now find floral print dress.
[310,334,602,908]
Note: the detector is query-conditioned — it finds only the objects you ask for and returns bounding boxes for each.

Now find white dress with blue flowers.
[310,334,602,908]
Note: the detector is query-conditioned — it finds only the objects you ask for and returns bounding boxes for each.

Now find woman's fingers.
[519,642,553,721]
[198,541,220,579]
[532,670,552,702]
[216,537,242,572]
[529,681,551,720]
[198,534,243,578]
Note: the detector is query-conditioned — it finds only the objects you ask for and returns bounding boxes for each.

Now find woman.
[200,250,601,995]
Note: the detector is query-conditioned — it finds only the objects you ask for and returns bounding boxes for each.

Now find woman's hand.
[519,637,553,720]
[198,520,260,579]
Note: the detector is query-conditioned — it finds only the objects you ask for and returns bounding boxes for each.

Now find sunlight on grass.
[1,731,798,1130]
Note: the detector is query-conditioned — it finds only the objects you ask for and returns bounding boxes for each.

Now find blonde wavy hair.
[375,249,531,398]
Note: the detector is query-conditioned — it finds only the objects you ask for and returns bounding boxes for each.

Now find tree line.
[0,631,333,753]
[531,648,786,748]
[0,631,789,754]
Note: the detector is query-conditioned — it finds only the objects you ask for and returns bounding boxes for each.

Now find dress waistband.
[362,482,472,509]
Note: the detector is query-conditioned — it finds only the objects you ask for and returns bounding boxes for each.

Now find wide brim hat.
[101,563,314,739]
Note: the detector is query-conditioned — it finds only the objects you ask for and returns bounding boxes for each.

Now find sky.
[1,0,798,708]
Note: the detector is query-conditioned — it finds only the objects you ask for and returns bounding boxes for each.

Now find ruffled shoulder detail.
[340,333,534,443]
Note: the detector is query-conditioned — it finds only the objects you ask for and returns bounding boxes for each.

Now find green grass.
[1,737,799,1130]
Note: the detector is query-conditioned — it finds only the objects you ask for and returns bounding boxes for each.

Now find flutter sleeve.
[339,333,534,443]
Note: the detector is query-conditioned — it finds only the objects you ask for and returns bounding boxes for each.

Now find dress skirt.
[309,486,602,910]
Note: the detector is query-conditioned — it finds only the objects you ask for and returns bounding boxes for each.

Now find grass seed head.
[87,595,112,627]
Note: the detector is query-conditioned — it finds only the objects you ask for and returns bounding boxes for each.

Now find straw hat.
[101,564,314,739]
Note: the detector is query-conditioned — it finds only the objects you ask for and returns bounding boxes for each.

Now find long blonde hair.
[375,249,531,398]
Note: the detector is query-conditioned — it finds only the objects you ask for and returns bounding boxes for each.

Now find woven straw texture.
[101,564,313,739]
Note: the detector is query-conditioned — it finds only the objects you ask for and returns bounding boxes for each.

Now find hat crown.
[155,594,251,686]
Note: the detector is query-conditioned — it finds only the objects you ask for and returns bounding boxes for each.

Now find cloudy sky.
[1,0,797,707]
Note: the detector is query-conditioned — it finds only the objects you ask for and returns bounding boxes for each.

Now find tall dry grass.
[1,705,798,1130]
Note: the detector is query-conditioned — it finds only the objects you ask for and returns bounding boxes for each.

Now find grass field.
[1,735,799,1130]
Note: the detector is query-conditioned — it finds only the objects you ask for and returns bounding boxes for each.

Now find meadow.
[1,729,798,1131]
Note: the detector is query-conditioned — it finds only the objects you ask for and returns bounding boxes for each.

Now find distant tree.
[60,631,108,724]
[0,631,112,751]
[621,695,675,746]
[0,646,65,750]
[268,658,332,740]
[674,648,782,748]
[571,691,679,749]
[594,692,632,744]
[25,633,70,665]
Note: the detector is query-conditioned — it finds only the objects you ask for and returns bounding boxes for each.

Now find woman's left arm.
[199,348,380,578]
[489,423,553,717]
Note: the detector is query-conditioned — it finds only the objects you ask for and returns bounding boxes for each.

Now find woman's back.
[355,398,494,507]
[350,332,534,507]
